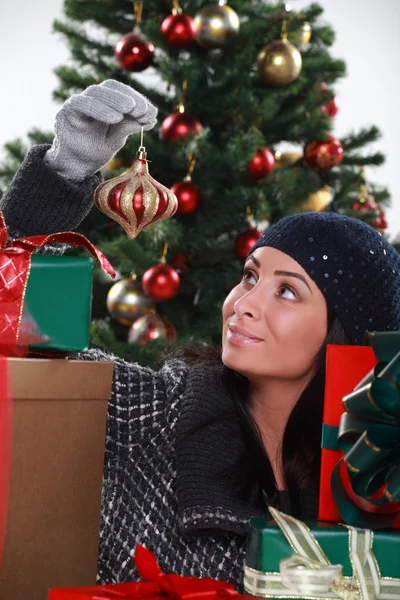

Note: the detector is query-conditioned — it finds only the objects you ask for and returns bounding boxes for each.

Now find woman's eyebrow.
[274,270,312,294]
[247,255,261,268]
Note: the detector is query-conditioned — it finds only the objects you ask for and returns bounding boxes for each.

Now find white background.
[0,0,399,238]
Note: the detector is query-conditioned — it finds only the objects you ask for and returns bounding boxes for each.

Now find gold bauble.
[107,277,156,327]
[300,185,332,212]
[274,151,303,169]
[128,313,177,346]
[194,3,240,49]
[257,38,302,87]
[290,21,312,45]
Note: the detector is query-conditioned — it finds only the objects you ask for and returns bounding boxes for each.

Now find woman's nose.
[234,288,261,319]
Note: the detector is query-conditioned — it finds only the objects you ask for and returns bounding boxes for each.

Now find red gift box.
[49,546,248,600]
[318,344,377,523]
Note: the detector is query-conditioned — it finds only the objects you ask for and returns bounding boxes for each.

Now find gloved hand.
[44,79,158,181]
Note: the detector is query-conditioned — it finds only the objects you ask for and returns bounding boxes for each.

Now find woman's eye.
[242,269,257,285]
[277,284,297,301]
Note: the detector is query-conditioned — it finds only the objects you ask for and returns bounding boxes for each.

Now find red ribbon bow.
[0,211,115,353]
[79,545,239,600]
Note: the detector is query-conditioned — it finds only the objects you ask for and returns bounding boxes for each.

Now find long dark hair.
[163,312,351,517]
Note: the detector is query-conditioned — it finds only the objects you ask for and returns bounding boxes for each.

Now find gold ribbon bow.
[244,507,400,599]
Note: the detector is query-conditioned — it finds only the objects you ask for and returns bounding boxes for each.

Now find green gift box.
[22,255,94,353]
[244,509,400,599]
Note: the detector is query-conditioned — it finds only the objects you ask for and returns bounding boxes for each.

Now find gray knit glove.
[44,79,158,181]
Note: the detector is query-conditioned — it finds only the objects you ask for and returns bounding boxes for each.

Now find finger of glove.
[81,84,135,114]
[110,115,156,139]
[67,96,126,125]
[101,80,158,121]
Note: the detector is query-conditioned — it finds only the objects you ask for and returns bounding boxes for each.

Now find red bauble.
[248,147,275,181]
[235,228,263,259]
[304,136,344,171]
[115,32,155,72]
[142,263,180,302]
[370,208,388,230]
[172,252,190,276]
[161,13,197,48]
[170,180,202,215]
[161,112,202,142]
[322,93,340,118]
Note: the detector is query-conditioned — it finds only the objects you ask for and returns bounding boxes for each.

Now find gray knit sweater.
[0,146,318,587]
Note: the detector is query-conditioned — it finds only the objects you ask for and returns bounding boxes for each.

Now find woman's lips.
[227,325,263,346]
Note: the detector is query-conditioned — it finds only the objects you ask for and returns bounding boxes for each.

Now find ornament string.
[178,80,188,113]
[134,0,144,28]
[281,19,288,40]
[185,153,196,181]
[161,243,169,264]
[172,0,182,14]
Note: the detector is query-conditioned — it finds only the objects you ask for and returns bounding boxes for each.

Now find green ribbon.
[331,331,400,529]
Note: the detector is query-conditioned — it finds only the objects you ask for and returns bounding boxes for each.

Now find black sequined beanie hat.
[248,212,400,344]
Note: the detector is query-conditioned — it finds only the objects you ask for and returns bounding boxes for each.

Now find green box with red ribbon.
[0,211,115,354]
[320,333,400,529]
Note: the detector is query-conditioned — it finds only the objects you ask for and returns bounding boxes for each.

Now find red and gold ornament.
[248,147,275,181]
[161,80,202,143]
[170,154,202,215]
[235,227,263,260]
[128,312,177,345]
[161,0,197,48]
[304,136,344,171]
[94,141,178,240]
[142,244,180,302]
[115,1,154,72]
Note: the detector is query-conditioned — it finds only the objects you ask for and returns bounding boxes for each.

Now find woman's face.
[222,246,328,381]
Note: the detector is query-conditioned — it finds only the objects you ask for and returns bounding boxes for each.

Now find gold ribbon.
[244,507,400,599]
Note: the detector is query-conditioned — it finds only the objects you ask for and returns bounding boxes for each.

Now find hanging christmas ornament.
[352,179,385,230]
[194,0,240,49]
[161,0,197,48]
[300,185,332,212]
[274,150,303,169]
[290,21,312,46]
[142,244,181,302]
[161,80,203,142]
[304,136,344,171]
[321,84,341,118]
[115,1,155,72]
[128,312,177,345]
[248,147,275,181]
[372,208,388,231]
[106,274,156,327]
[94,130,178,240]
[170,154,202,215]
[235,220,263,260]
[171,252,190,275]
[257,19,302,87]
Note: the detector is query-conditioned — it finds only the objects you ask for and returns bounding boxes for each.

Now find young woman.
[1,81,399,587]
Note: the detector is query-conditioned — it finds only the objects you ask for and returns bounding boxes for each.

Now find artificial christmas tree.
[0,1,392,366]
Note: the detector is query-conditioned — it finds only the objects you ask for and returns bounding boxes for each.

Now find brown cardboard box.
[0,358,113,600]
